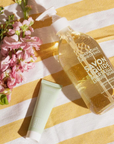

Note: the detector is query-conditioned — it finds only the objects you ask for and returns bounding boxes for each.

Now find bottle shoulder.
[58,31,98,49]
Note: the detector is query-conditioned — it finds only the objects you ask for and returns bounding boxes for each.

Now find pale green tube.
[26,79,62,142]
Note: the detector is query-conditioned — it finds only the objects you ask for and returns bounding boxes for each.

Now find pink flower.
[8,21,22,35]
[7,76,16,89]
[23,50,30,60]
[10,54,17,66]
[15,73,23,84]
[7,93,11,103]
[3,35,18,44]
[23,20,30,26]
[29,26,34,32]
[0,69,11,80]
[8,29,15,35]
[7,72,23,89]
[7,65,24,89]
[28,17,34,25]
[2,35,22,49]
[1,46,9,56]
[13,21,22,28]
[0,85,4,92]
[20,36,42,50]
[11,65,17,78]
[20,58,35,72]
[0,56,10,72]
[23,45,36,61]
[26,62,35,69]
[0,17,42,104]
[16,50,24,60]
[22,17,34,26]
[25,30,31,36]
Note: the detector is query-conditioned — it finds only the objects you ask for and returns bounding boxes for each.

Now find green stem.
[20,4,24,11]
[23,0,27,7]
[23,11,28,19]
[20,0,29,19]
[26,0,28,4]
[22,32,25,38]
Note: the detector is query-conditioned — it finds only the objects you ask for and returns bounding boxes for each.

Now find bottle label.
[76,45,114,95]
[84,56,114,84]
[77,47,100,62]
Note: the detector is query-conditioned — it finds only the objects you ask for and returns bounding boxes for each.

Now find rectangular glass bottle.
[58,27,114,114]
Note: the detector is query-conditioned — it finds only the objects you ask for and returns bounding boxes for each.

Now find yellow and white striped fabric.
[1,0,114,144]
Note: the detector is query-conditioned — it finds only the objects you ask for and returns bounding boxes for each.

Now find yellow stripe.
[109,57,114,68]
[0,0,14,7]
[59,125,114,144]
[1,113,114,143]
[0,117,31,144]
[17,0,114,30]
[0,70,71,109]
[1,0,114,17]
[46,98,90,129]
[33,16,52,29]
[87,25,114,43]
[2,0,114,20]
[57,0,114,20]
[0,100,89,143]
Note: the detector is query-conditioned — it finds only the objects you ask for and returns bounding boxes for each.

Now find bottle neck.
[57,26,73,39]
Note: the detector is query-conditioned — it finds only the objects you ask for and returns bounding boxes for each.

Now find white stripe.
[0,84,78,127]
[34,9,114,44]
[0,99,34,127]
[3,4,114,34]
[5,108,114,144]
[3,0,81,20]
[99,40,114,58]
[71,8,114,33]
[5,137,38,144]
[34,0,82,10]
[38,110,114,144]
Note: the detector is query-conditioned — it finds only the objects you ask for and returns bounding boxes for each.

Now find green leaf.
[0,6,4,15]
[0,94,9,105]
[15,0,22,5]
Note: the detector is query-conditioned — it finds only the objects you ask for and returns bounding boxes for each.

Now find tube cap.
[26,130,41,142]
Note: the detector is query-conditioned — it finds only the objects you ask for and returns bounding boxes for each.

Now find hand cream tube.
[26,79,62,142]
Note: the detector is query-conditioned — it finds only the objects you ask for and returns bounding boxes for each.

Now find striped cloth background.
[1,0,114,144]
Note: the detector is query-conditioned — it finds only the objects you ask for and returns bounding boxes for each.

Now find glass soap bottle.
[36,7,114,114]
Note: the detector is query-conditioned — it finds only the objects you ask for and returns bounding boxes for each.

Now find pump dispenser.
[36,7,114,114]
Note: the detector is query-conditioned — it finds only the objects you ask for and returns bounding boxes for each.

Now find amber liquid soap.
[58,27,114,114]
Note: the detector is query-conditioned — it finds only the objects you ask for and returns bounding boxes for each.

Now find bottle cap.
[36,7,70,33]
[36,7,57,21]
